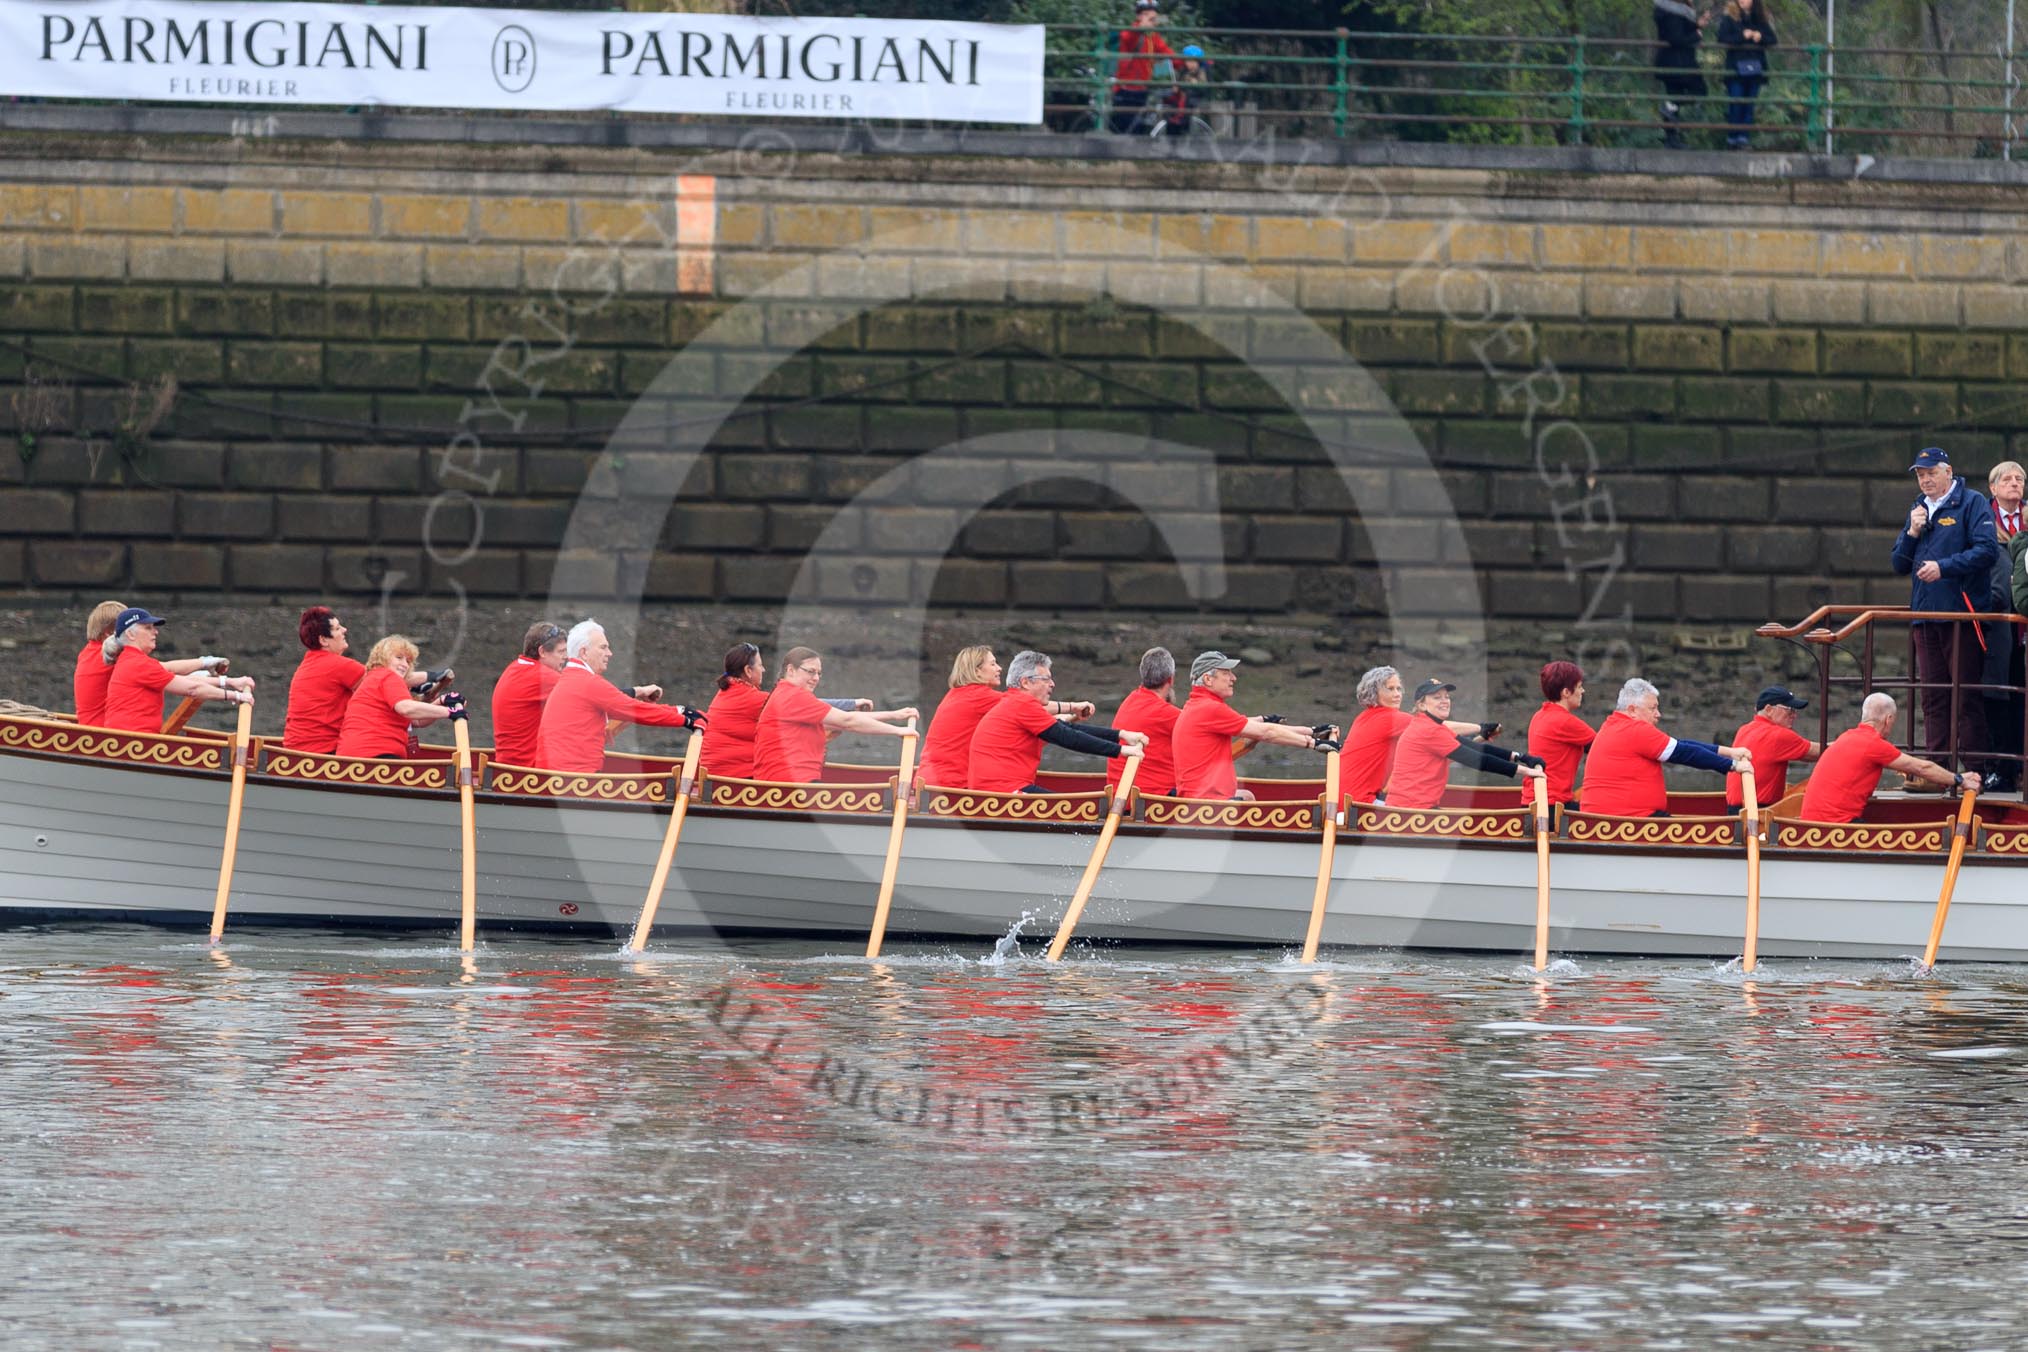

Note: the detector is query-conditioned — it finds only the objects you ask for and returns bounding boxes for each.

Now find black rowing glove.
[1478,721,1501,741]
[1514,751,1544,770]
[1260,714,1287,725]
[681,705,707,730]
[1310,723,1339,743]
[1313,737,1343,754]
[425,667,453,687]
[443,693,468,722]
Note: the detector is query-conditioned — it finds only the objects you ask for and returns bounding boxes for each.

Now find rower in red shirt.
[1724,686,1824,812]
[919,645,1007,790]
[967,650,1142,793]
[750,646,917,783]
[336,635,461,758]
[1524,660,1596,808]
[1171,651,1334,801]
[98,607,252,734]
[537,620,704,774]
[284,606,448,755]
[489,620,569,767]
[72,599,127,726]
[1800,692,1975,822]
[1107,647,1182,797]
[1383,678,1544,810]
[700,642,770,781]
[1577,677,1751,818]
[1344,664,1495,805]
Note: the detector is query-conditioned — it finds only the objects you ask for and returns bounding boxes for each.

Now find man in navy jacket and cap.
[1891,446,2000,780]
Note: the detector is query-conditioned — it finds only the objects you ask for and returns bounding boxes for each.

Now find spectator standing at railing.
[1652,0,1708,149]
[1111,0,1177,134]
[1716,0,1777,150]
[1982,461,2026,792]
[1892,446,1999,786]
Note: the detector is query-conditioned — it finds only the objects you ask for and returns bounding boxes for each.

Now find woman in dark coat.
[1652,0,1707,149]
[1716,0,1777,149]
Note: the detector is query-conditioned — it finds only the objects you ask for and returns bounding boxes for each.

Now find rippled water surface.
[9,923,2028,1349]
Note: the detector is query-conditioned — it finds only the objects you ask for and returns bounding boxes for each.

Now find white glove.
[199,656,228,673]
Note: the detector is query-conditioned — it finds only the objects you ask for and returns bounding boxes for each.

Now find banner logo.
[491,23,535,93]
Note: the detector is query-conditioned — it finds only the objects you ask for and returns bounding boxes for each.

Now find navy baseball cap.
[1412,678,1457,702]
[1755,685,1808,710]
[1909,447,1951,470]
[112,607,167,637]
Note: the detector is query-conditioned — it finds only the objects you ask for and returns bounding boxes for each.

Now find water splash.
[980,913,1036,966]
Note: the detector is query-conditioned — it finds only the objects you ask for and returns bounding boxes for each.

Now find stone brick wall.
[3,132,2026,625]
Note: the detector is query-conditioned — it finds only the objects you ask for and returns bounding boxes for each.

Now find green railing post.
[1090,26,1111,133]
[1567,33,1586,145]
[1805,43,1825,152]
[1333,28,1351,139]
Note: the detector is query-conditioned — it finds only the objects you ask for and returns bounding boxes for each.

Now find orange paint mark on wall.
[676,174,715,295]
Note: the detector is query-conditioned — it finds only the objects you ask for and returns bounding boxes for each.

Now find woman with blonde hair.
[335,635,461,759]
[919,645,1005,789]
[75,599,231,727]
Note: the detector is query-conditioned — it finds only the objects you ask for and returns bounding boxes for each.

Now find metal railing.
[1756,606,2027,785]
[5,19,2022,161]
[1043,24,2025,159]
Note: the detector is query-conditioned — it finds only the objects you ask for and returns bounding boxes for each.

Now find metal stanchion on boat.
[1531,774,1553,971]
[1741,763,1762,973]
[1920,789,1980,970]
[205,701,255,944]
[1299,750,1342,964]
[624,732,704,954]
[1045,751,1142,962]
[454,718,478,953]
[864,718,919,959]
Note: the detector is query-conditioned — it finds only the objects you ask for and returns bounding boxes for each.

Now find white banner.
[3,1,1045,123]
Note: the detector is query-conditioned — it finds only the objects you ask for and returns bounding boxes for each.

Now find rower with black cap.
[1724,685,1823,814]
[99,607,254,735]
[1172,651,1338,802]
[1382,678,1544,810]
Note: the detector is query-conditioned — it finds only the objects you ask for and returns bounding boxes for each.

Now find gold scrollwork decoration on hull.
[1980,823,2028,855]
[487,766,669,803]
[709,776,891,815]
[1358,804,1530,839]
[260,746,451,790]
[1562,813,1740,847]
[0,715,226,772]
[1775,820,1949,853]
[1142,797,1317,831]
[922,787,1104,823]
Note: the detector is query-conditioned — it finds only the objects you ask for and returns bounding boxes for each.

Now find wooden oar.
[1920,788,1981,970]
[624,731,704,954]
[204,700,255,943]
[1740,763,1762,973]
[1045,752,1142,962]
[1299,750,1342,963]
[163,659,228,734]
[864,718,920,959]
[1531,773,1552,971]
[454,717,479,952]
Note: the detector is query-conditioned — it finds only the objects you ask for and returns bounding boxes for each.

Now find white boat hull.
[5,740,2025,962]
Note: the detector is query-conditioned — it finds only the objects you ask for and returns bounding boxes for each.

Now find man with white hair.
[1577,677,1752,817]
[1801,693,1978,823]
[536,619,703,774]
[969,649,1143,793]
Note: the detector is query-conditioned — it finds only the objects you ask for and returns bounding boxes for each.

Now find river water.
[6,924,2028,1350]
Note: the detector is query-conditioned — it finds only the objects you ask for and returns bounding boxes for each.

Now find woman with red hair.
[285,606,447,754]
[1525,661,1595,808]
